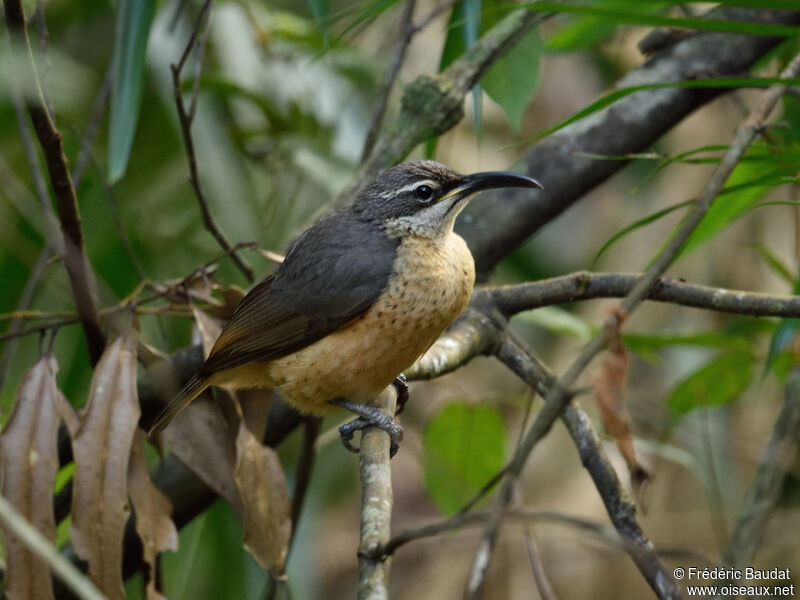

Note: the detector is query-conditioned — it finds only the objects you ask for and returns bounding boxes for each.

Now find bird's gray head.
[352,160,542,239]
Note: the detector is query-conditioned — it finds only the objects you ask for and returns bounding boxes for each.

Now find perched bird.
[149,160,542,454]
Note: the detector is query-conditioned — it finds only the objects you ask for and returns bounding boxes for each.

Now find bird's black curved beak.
[442,170,543,203]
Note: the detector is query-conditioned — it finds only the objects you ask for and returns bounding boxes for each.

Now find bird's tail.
[148,373,211,435]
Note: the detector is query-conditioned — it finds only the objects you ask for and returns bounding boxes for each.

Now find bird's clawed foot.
[393,373,409,415]
[328,398,404,457]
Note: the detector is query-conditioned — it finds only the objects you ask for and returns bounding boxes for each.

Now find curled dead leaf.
[128,432,178,600]
[70,329,141,600]
[234,420,291,576]
[591,337,650,501]
[0,354,62,600]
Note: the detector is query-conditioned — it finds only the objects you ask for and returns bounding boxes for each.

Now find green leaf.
[423,403,506,515]
[514,306,592,342]
[591,199,694,270]
[678,160,798,258]
[107,0,156,184]
[306,0,330,45]
[765,318,800,378]
[529,77,797,141]
[544,15,617,51]
[667,352,754,416]
[624,331,752,358]
[524,2,800,37]
[483,28,541,130]
[440,0,484,133]
[748,242,795,284]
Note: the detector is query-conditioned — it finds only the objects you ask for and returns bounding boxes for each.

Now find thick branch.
[485,272,800,318]
[341,8,543,203]
[457,7,800,279]
[4,0,106,364]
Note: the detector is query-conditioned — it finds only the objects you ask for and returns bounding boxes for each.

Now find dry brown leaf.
[128,432,178,600]
[70,329,141,600]
[191,306,222,356]
[237,388,273,441]
[208,285,247,321]
[234,420,291,576]
[0,354,62,600]
[161,308,241,508]
[161,398,241,510]
[591,338,650,498]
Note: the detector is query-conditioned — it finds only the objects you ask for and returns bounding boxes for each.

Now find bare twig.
[0,492,106,600]
[289,417,320,545]
[522,524,557,600]
[722,368,800,568]
[357,386,398,600]
[4,0,107,364]
[72,65,112,189]
[0,241,257,343]
[360,0,417,161]
[0,249,51,395]
[171,0,254,282]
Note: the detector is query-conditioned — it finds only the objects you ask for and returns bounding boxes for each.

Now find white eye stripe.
[396,179,439,196]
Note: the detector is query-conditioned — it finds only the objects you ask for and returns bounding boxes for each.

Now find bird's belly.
[264,233,475,414]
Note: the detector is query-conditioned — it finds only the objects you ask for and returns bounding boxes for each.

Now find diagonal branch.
[465,48,800,600]
[722,368,800,569]
[3,0,107,364]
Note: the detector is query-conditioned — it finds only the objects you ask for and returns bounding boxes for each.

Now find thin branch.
[493,335,680,599]
[0,241,257,344]
[360,0,417,161]
[0,249,51,396]
[289,417,320,546]
[522,524,557,600]
[722,368,800,568]
[72,65,112,189]
[0,492,106,600]
[486,271,800,318]
[357,386,397,600]
[171,0,254,282]
[4,0,107,365]
[466,49,800,600]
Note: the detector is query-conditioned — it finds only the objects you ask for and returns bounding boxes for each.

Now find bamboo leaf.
[667,351,754,416]
[107,0,156,183]
[0,354,62,600]
[70,330,141,600]
[591,200,694,269]
[530,77,798,141]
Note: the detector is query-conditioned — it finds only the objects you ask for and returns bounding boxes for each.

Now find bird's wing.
[199,212,398,375]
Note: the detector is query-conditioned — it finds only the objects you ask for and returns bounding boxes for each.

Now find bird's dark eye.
[414,184,434,202]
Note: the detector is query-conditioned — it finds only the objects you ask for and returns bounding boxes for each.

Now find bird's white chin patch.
[384,197,468,239]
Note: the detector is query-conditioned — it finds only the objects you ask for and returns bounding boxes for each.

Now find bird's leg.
[393,373,409,415]
[328,398,404,458]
